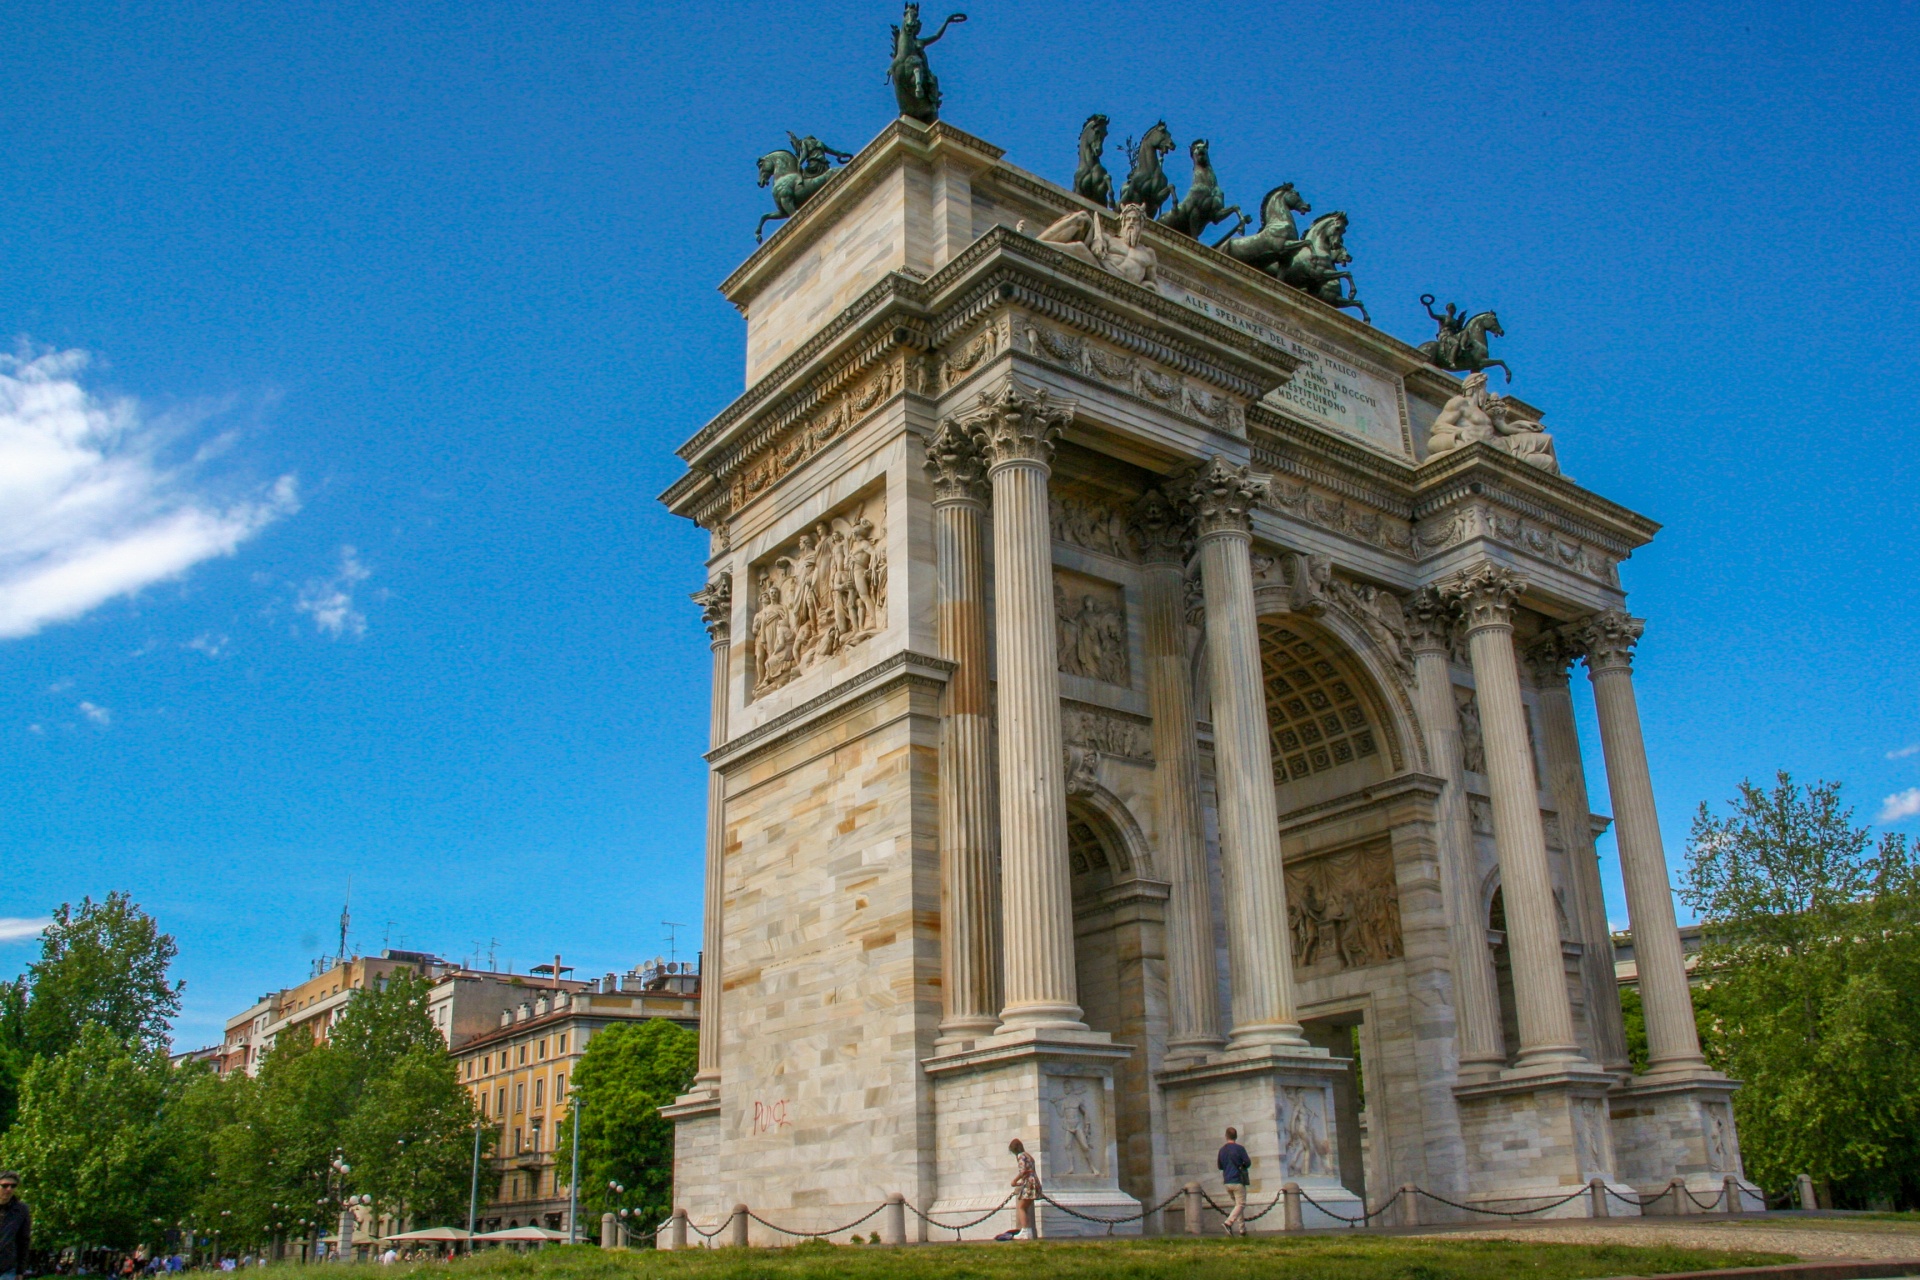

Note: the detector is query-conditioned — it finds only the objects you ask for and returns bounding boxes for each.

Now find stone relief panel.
[1050,484,1135,560]
[1018,318,1246,435]
[939,316,1008,390]
[1456,686,1487,774]
[1285,840,1403,976]
[1573,1097,1612,1177]
[1414,501,1620,587]
[1055,569,1129,687]
[748,496,888,698]
[1259,475,1415,558]
[726,350,929,513]
[1062,703,1153,761]
[1702,1100,1738,1174]
[1044,1073,1107,1180]
[1280,1085,1337,1179]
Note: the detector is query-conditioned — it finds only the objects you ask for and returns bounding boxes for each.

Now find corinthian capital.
[692,571,732,644]
[957,378,1075,470]
[1572,608,1644,672]
[1183,456,1269,540]
[1522,631,1578,687]
[924,416,989,504]
[1439,563,1527,633]
[1404,587,1458,655]
[1128,487,1189,565]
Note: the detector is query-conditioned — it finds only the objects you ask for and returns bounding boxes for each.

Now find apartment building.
[217,949,448,1076]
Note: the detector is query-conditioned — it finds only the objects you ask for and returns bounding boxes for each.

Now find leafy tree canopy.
[22,893,181,1059]
[556,1019,697,1234]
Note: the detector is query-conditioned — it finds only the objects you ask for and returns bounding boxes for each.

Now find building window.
[537,1038,546,1061]
[465,1061,473,1079]
[479,1090,488,1118]
[513,1129,522,1155]
[518,1044,528,1065]
[558,1033,567,1053]
[529,1119,542,1151]
[555,1073,567,1103]
[496,1087,506,1115]
[533,1078,544,1109]
[514,1083,525,1114]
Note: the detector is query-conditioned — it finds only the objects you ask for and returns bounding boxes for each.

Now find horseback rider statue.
[1074,114,1115,208]
[889,4,967,124]
[1418,294,1511,383]
[754,133,855,243]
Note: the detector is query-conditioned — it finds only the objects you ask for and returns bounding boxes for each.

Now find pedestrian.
[0,1175,29,1280]
[992,1138,1040,1241]
[1217,1126,1251,1236]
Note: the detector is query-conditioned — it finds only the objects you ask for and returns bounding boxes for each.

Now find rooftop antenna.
[338,878,352,965]
[663,922,688,970]
[487,938,499,972]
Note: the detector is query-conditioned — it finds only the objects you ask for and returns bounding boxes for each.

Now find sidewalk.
[1421,1216,1920,1262]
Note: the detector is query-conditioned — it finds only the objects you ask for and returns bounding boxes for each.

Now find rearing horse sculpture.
[1276,211,1369,323]
[1159,138,1241,240]
[1117,121,1177,220]
[1217,182,1311,272]
[889,5,967,124]
[1074,114,1114,208]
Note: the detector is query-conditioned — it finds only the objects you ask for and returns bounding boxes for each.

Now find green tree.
[0,977,30,1132]
[1680,773,1920,1207]
[0,1024,187,1249]
[21,893,181,1059]
[556,1019,697,1236]
[343,1045,485,1227]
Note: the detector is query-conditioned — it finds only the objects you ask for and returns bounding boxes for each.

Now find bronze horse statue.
[1159,138,1241,239]
[1117,121,1177,220]
[1419,294,1510,381]
[1217,182,1311,273]
[755,133,854,243]
[1276,212,1369,323]
[889,5,967,124]
[1074,114,1114,208]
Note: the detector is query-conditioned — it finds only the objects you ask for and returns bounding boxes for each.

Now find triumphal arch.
[659,107,1751,1236]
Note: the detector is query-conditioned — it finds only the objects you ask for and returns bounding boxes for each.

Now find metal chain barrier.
[1415,1185,1591,1217]
[746,1201,890,1239]
[1606,1183,1675,1208]
[683,1209,736,1239]
[1300,1185,1405,1225]
[904,1193,1016,1240]
[1036,1188,1186,1235]
[1683,1184,1728,1212]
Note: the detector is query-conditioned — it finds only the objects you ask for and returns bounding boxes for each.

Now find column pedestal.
[1609,1075,1761,1212]
[1452,1072,1642,1218]
[925,1030,1141,1237]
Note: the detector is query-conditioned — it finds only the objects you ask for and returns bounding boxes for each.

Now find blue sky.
[1,1,1914,1049]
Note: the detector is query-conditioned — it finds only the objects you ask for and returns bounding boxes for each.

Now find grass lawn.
[292,1235,1796,1280]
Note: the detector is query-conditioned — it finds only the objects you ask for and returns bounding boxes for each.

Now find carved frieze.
[1054,570,1129,687]
[939,317,1009,390]
[748,498,888,697]
[1018,318,1246,435]
[1284,840,1403,977]
[1262,477,1415,557]
[1416,502,1620,587]
[728,351,927,512]
[1247,554,1415,686]
[1280,1087,1337,1179]
[1062,703,1153,762]
[1050,485,1135,560]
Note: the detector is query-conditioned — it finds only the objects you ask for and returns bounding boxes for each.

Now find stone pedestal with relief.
[656,112,1744,1238]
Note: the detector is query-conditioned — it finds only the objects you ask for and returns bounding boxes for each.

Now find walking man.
[994,1138,1041,1241]
[1217,1127,1251,1236]
[0,1172,30,1280]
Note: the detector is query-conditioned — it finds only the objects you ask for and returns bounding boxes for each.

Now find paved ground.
[1429,1216,1920,1261]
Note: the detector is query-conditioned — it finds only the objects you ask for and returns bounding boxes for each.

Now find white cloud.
[0,346,298,640]
[1879,788,1920,823]
[0,917,49,943]
[184,632,229,658]
[77,700,110,726]
[1887,744,1920,760]
[295,546,371,638]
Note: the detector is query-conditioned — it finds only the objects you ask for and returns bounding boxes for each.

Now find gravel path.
[1431,1219,1920,1261]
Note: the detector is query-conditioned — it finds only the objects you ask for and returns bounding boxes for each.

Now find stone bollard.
[1724,1175,1743,1216]
[600,1213,618,1249]
[1797,1173,1817,1212]
[883,1193,906,1245]
[1399,1185,1420,1228]
[1184,1183,1203,1236]
[1671,1177,1691,1216]
[1283,1183,1303,1232]
[668,1209,688,1251]
[729,1204,750,1248]
[1590,1177,1609,1218]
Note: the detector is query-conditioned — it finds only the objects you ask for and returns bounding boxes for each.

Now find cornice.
[1412,445,1660,552]
[707,649,955,772]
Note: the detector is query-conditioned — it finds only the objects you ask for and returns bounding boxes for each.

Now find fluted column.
[1576,610,1705,1075]
[1440,565,1585,1069]
[1131,488,1224,1060]
[691,573,732,1086]
[1525,634,1630,1072]
[925,419,1002,1041]
[961,381,1085,1032]
[1406,590,1506,1077]
[1186,458,1308,1051]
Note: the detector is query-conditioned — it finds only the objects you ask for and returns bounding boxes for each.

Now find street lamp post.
[467,1119,484,1254]
[567,1100,582,1245]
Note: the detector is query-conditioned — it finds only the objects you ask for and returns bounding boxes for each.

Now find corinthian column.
[1186,457,1308,1051]
[925,419,1002,1041]
[690,572,732,1087]
[1406,590,1506,1077]
[1440,565,1585,1069]
[960,381,1085,1032]
[1576,610,1705,1076]
[1131,487,1224,1060]
[1525,633,1630,1071]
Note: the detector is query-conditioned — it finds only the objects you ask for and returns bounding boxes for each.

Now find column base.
[1454,1065,1636,1215]
[1608,1069,1755,1207]
[1159,1045,1356,1232]
[925,1027,1139,1239]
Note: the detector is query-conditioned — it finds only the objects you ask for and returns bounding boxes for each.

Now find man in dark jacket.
[0,1171,29,1280]
[1217,1128,1251,1235]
